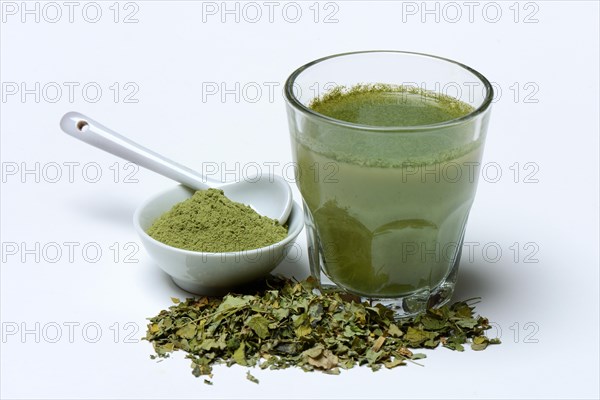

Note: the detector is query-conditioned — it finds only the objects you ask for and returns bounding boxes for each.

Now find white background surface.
[1,1,599,399]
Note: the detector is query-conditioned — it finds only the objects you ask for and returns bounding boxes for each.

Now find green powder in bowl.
[146,188,288,252]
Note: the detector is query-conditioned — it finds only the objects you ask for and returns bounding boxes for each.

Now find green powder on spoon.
[147,188,288,252]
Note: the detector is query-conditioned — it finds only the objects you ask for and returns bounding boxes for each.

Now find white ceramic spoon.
[60,112,293,223]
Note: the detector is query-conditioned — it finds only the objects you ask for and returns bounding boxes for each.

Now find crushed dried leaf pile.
[144,277,500,384]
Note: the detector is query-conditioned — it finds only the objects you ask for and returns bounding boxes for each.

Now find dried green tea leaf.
[420,315,447,331]
[365,348,383,365]
[384,358,405,369]
[191,359,212,377]
[144,276,500,384]
[387,324,403,338]
[176,324,196,339]
[247,315,270,339]
[199,338,227,351]
[471,336,489,351]
[295,324,312,338]
[404,327,437,345]
[246,371,259,384]
[324,367,341,375]
[233,342,247,366]
[456,318,479,329]
[305,348,338,370]
[443,339,465,352]
[303,345,324,359]
[371,336,386,352]
[308,302,324,321]
[155,342,174,355]
[273,308,289,321]
[398,347,413,358]
[218,295,251,312]
[452,301,476,318]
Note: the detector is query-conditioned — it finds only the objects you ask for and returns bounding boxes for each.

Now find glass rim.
[284,50,494,132]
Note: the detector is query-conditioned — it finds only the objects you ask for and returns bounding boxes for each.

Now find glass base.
[316,274,457,319]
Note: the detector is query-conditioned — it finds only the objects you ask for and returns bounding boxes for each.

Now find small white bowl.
[133,185,304,295]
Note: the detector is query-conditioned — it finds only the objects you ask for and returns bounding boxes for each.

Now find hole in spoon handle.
[76,120,89,132]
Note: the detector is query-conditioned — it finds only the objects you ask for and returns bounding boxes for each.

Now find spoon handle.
[60,112,216,190]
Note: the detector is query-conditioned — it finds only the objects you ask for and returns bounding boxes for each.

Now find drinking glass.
[284,51,493,316]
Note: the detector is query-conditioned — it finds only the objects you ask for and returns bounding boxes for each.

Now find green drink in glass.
[284,51,493,316]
